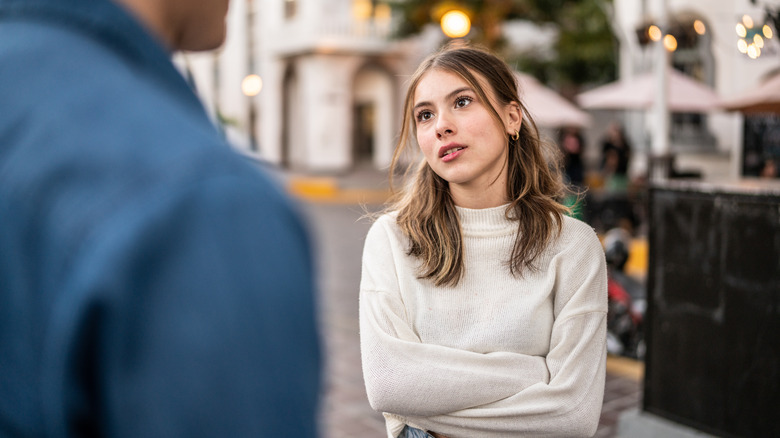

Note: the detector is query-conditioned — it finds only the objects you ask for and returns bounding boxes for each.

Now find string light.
[693,20,706,35]
[663,34,678,51]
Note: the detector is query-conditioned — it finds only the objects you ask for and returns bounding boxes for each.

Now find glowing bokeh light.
[648,25,662,41]
[736,23,747,38]
[738,39,748,53]
[694,20,706,35]
[763,24,774,39]
[440,10,471,38]
[663,34,678,51]
[754,34,765,48]
[747,44,761,59]
[242,74,263,97]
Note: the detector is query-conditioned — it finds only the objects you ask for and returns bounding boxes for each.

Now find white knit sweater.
[359,204,608,438]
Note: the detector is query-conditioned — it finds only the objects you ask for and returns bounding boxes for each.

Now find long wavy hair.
[387,44,570,287]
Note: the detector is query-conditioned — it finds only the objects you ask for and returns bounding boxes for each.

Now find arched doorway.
[668,12,716,148]
[281,63,301,168]
[352,64,395,169]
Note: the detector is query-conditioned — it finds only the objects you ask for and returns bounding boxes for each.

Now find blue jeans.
[399,425,435,438]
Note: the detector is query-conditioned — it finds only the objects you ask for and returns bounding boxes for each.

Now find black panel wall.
[645,184,780,437]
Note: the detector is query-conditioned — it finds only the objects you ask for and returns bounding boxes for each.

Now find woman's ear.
[504,102,522,135]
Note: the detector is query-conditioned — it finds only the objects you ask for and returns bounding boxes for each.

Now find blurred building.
[613,0,780,180]
[178,0,780,179]
[179,0,433,173]
[176,1,561,173]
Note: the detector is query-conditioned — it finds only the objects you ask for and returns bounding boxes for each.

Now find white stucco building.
[610,0,780,179]
[180,0,433,173]
[178,0,780,179]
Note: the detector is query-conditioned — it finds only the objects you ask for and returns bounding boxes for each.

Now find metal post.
[651,0,669,181]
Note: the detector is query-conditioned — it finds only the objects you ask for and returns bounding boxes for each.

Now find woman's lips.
[439,144,466,162]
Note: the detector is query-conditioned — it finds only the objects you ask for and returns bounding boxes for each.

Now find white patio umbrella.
[515,72,591,128]
[576,68,720,113]
[719,72,780,114]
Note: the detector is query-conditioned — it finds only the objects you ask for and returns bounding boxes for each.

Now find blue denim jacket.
[0,0,320,436]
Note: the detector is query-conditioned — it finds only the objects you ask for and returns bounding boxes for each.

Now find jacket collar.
[0,0,203,110]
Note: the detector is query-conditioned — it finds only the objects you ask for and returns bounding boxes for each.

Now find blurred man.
[0,0,320,436]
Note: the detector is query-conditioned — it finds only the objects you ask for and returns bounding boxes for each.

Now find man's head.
[114,0,231,51]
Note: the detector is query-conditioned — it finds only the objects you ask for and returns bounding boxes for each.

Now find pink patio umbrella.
[719,72,780,114]
[515,72,591,128]
[576,68,720,113]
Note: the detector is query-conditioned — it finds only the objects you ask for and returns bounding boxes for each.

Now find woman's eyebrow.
[413,87,474,112]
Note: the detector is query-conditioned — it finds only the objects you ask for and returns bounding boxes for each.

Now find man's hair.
[387,43,570,287]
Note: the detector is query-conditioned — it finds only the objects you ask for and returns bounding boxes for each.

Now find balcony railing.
[268,17,397,55]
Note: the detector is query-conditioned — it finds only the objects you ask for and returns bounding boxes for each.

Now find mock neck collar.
[455,204,517,236]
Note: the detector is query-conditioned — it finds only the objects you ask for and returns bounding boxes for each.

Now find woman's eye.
[455,96,472,108]
[416,110,433,122]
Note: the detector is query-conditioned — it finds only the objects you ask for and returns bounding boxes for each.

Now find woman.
[359,45,608,438]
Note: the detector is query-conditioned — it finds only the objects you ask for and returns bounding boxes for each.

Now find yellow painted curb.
[288,177,339,198]
[287,177,391,204]
[625,238,648,279]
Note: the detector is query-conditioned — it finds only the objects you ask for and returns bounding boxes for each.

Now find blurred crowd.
[557,121,643,237]
[556,121,647,359]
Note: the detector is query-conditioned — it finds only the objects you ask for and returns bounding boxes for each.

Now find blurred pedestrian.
[558,126,587,220]
[558,126,586,187]
[0,0,320,436]
[360,44,607,438]
[600,121,632,193]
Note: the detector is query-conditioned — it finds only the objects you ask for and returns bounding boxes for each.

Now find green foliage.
[551,0,617,85]
[386,0,616,87]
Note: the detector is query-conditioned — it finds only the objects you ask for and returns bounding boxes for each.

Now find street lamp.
[440,10,470,38]
[735,13,774,59]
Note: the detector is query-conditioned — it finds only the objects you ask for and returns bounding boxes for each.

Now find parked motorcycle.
[603,228,646,359]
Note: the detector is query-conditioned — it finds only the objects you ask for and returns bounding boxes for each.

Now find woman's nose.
[435,113,455,139]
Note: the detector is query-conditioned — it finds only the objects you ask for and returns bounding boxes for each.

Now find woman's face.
[413,69,521,205]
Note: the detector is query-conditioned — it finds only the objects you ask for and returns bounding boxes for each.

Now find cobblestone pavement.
[301,194,642,438]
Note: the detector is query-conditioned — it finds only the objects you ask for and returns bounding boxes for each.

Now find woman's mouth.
[439,144,467,162]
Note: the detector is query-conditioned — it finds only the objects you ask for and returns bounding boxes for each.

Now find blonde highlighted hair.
[388,44,570,287]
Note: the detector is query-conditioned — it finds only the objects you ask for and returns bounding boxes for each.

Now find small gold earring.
[511,130,519,141]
